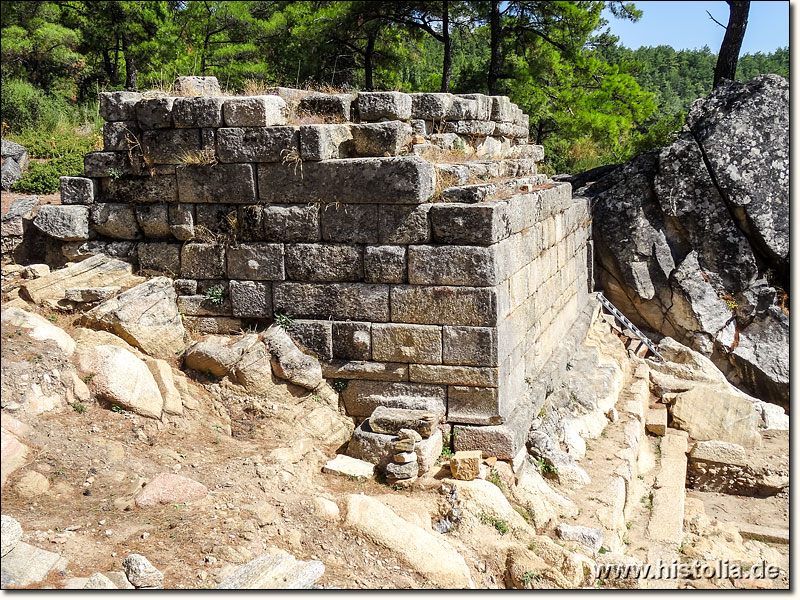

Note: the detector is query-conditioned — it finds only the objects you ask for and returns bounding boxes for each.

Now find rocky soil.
[0,254,788,590]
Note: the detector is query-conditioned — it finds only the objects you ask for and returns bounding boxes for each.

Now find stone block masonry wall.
[37,81,591,449]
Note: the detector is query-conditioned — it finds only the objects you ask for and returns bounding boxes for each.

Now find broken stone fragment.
[368,406,438,438]
[449,450,482,481]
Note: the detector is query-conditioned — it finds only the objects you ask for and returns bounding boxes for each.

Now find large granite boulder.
[586,75,788,408]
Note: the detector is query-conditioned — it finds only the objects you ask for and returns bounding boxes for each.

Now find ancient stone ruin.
[33,80,591,461]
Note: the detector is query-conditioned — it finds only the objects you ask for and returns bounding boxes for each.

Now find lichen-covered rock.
[33,205,89,241]
[588,75,788,407]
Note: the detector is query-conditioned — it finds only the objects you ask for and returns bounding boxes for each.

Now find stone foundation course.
[35,78,592,453]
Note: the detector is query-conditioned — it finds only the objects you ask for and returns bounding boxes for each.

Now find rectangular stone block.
[223,95,287,126]
[177,164,256,204]
[91,203,141,239]
[320,204,379,243]
[285,243,362,282]
[262,204,320,242]
[168,203,194,240]
[298,93,355,121]
[364,245,406,283]
[341,380,446,418]
[178,293,232,316]
[135,97,175,129]
[443,120,496,136]
[429,202,509,246]
[322,360,407,382]
[410,93,453,120]
[195,204,237,236]
[183,316,243,334]
[134,203,171,238]
[100,175,177,203]
[447,386,506,426]
[99,91,141,121]
[141,129,202,164]
[372,323,442,364]
[229,280,271,319]
[236,205,264,241]
[172,96,224,128]
[408,245,498,286]
[137,242,181,275]
[390,286,497,327]
[287,319,332,360]
[273,282,389,322]
[257,157,435,205]
[180,243,226,278]
[103,121,138,151]
[351,122,411,157]
[443,326,498,367]
[226,243,284,280]
[378,204,431,244]
[356,92,412,120]
[332,321,371,360]
[174,279,197,295]
[299,124,353,161]
[409,365,498,387]
[490,96,513,122]
[60,177,96,205]
[84,152,126,177]
[217,127,299,162]
[459,94,492,120]
[446,97,478,120]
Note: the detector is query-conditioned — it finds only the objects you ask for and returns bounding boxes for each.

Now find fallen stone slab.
[726,522,789,544]
[347,421,442,472]
[1,515,23,557]
[556,523,603,554]
[322,454,376,480]
[122,554,163,588]
[645,405,667,436]
[1,429,30,488]
[103,571,134,589]
[669,387,761,447]
[135,473,208,507]
[263,325,323,390]
[647,430,688,547]
[64,286,120,303]
[344,494,473,588]
[20,254,143,308]
[1,307,76,356]
[368,406,438,438]
[184,334,259,377]
[1,541,67,588]
[216,552,324,589]
[83,573,117,589]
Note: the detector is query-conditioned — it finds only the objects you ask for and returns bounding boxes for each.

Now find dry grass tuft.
[178,148,218,166]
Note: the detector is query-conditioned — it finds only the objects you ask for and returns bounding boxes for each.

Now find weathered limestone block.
[195,203,238,235]
[138,243,181,275]
[408,245,498,286]
[357,92,412,120]
[180,243,226,279]
[332,321,372,360]
[446,97,479,120]
[176,164,256,203]
[490,96,513,122]
[226,243,285,280]
[378,204,431,244]
[264,325,323,389]
[178,293,232,317]
[369,406,438,437]
[371,323,442,364]
[646,405,668,436]
[286,319,332,360]
[447,386,506,425]
[298,92,355,121]
[505,145,545,161]
[99,175,177,204]
[134,204,171,238]
[223,96,287,127]
[410,93,453,120]
[257,156,435,204]
[229,280,271,318]
[322,360,407,381]
[168,203,194,240]
[91,203,141,240]
[33,205,89,241]
[257,156,435,205]
[99,91,142,121]
[261,204,319,242]
[84,151,127,177]
[217,126,299,162]
[172,96,224,128]
[443,326,498,367]
[364,245,407,283]
[450,450,482,480]
[61,240,137,262]
[390,285,497,326]
[670,387,762,447]
[173,75,221,96]
[351,122,412,156]
[299,124,353,161]
[443,120,496,136]
[410,365,498,387]
[285,243,362,281]
[341,380,446,418]
[103,121,138,151]
[430,202,509,245]
[459,94,492,120]
[136,97,175,129]
[65,286,120,303]
[273,282,389,322]
[320,204,379,243]
[142,129,202,164]
[59,177,95,205]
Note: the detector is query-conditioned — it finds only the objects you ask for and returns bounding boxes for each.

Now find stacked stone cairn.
[32,76,593,464]
[365,406,438,486]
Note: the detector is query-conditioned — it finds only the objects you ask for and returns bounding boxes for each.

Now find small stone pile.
[366,406,439,487]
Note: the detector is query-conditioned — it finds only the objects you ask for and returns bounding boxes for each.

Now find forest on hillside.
[0,1,788,192]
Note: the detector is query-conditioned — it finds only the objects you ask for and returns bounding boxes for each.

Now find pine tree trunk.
[122,35,138,91]
[713,1,750,88]
[488,0,501,95]
[364,31,376,91]
[440,0,451,92]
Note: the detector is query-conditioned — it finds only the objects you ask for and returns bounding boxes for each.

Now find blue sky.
[602,1,789,54]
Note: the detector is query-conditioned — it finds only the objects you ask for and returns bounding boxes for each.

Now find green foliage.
[12,151,84,193]
[532,457,557,475]
[203,285,226,305]
[274,313,294,329]
[111,404,125,414]
[330,379,348,393]
[521,571,542,586]
[73,402,86,414]
[479,512,509,535]
[439,445,454,462]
